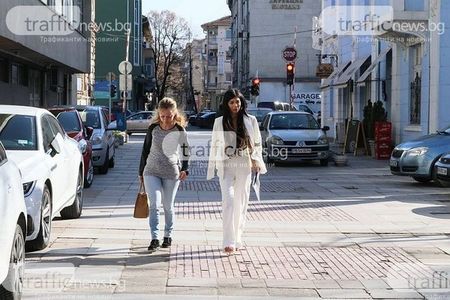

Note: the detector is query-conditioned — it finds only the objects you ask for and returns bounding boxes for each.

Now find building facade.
[318,0,450,144]
[227,0,322,110]
[201,16,233,111]
[0,0,92,107]
[94,0,146,111]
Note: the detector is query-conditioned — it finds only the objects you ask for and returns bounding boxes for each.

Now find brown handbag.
[133,182,149,218]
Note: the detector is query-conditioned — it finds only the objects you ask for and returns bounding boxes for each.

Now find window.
[225,29,232,40]
[0,142,7,166]
[409,44,422,125]
[11,64,18,85]
[41,116,55,152]
[226,73,232,82]
[0,114,38,151]
[56,111,81,132]
[404,0,424,11]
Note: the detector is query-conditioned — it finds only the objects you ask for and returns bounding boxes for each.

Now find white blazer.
[207,115,267,180]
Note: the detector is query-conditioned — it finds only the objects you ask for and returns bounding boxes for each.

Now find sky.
[142,0,230,39]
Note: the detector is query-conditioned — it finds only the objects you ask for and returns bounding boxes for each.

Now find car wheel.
[60,169,83,219]
[27,186,52,251]
[320,159,329,166]
[99,148,109,174]
[84,159,94,188]
[0,224,25,299]
[412,176,431,183]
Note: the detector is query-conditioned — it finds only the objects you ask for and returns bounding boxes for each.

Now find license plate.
[390,160,398,167]
[437,167,448,176]
[292,148,311,154]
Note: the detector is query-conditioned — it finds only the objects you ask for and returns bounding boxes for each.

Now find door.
[41,115,70,214]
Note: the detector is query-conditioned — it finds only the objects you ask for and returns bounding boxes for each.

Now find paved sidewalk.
[23,134,450,299]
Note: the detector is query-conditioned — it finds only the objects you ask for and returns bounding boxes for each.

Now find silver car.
[260,111,330,165]
[75,106,116,174]
[390,125,450,185]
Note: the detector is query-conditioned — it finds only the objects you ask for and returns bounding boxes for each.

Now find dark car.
[189,110,211,126]
[247,108,272,126]
[197,112,217,129]
[257,101,285,111]
[48,107,95,188]
[434,152,450,187]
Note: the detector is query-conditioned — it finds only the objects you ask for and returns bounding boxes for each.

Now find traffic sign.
[119,74,132,91]
[282,47,297,62]
[118,61,132,74]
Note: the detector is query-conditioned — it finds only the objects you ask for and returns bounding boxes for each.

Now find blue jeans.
[143,175,180,240]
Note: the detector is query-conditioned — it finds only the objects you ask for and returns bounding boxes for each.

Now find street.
[23,129,450,300]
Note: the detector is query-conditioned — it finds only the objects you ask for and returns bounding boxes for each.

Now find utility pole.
[123,28,131,115]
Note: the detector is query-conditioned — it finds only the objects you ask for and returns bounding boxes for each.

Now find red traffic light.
[286,63,294,71]
[252,78,260,85]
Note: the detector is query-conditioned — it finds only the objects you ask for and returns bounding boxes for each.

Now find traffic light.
[110,84,117,98]
[286,62,295,85]
[250,78,260,96]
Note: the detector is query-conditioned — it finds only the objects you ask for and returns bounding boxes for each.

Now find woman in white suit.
[207,89,267,254]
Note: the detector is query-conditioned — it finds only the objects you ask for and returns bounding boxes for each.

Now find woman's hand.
[179,171,188,181]
[251,160,260,173]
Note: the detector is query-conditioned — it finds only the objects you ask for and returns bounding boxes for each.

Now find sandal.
[224,246,235,255]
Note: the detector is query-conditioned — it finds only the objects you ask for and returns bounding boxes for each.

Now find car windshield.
[56,111,81,132]
[269,114,319,130]
[78,110,101,129]
[0,114,38,150]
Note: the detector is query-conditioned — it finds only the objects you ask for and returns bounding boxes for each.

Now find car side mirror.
[322,126,330,132]
[50,133,62,155]
[106,123,117,131]
[85,126,94,139]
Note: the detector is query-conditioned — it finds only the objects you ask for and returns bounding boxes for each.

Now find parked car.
[0,141,27,298]
[260,111,330,165]
[0,105,84,251]
[247,108,272,126]
[296,104,321,123]
[74,105,116,174]
[189,110,211,126]
[257,101,285,111]
[48,107,94,188]
[390,125,450,185]
[126,111,153,135]
[434,152,450,187]
[198,112,217,129]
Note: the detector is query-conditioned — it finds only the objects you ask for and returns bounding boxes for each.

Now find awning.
[320,61,351,89]
[333,55,371,88]
[357,47,392,85]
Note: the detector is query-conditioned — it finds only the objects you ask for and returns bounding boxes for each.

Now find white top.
[207,115,267,180]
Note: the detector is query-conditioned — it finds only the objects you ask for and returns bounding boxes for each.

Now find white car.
[0,141,27,298]
[260,111,330,165]
[0,105,84,251]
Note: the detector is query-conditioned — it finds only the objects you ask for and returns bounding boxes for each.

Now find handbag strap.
[139,182,146,193]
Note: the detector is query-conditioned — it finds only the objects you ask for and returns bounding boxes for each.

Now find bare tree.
[148,10,191,101]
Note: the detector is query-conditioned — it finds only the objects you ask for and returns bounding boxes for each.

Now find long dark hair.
[221,89,249,150]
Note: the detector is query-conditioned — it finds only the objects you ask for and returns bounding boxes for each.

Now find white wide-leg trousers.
[219,156,252,249]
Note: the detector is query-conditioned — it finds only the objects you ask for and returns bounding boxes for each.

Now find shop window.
[0,59,8,83]
[11,64,18,85]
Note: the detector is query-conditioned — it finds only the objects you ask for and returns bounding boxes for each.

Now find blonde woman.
[139,98,190,252]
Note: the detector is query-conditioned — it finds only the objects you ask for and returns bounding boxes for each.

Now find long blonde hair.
[151,97,187,127]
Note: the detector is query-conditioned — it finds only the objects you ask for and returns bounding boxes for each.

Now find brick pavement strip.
[168,245,433,282]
